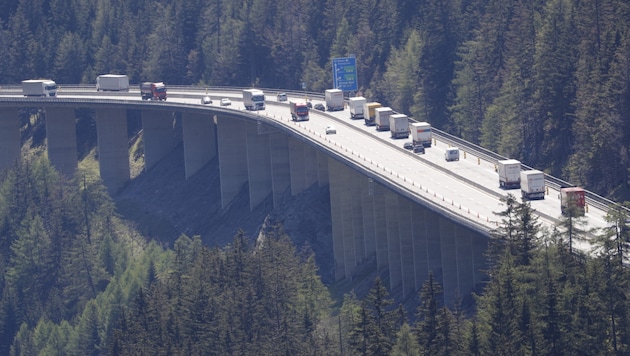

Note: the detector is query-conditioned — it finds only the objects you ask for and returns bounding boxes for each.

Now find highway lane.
[0,87,613,246]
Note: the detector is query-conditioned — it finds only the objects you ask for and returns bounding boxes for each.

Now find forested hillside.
[1,0,630,199]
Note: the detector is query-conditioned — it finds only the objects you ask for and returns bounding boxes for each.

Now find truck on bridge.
[364,102,382,126]
[289,101,310,121]
[389,114,410,139]
[349,96,366,120]
[140,82,167,101]
[374,107,393,131]
[520,170,545,200]
[410,122,432,147]
[498,159,521,189]
[243,89,265,110]
[22,79,57,97]
[96,74,129,91]
[325,89,344,111]
[561,187,586,216]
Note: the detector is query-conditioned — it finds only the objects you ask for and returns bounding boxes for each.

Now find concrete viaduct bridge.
[0,88,613,305]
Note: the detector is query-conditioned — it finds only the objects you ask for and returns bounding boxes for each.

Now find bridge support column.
[349,169,365,264]
[0,107,20,173]
[182,112,216,179]
[398,196,416,298]
[216,116,248,209]
[385,187,402,290]
[361,178,376,261]
[372,182,389,272]
[142,110,181,170]
[246,121,272,210]
[289,137,306,195]
[316,151,329,187]
[439,217,458,305]
[304,145,318,189]
[269,132,290,207]
[45,107,77,177]
[328,157,346,281]
[339,163,357,279]
[411,202,430,293]
[95,108,130,195]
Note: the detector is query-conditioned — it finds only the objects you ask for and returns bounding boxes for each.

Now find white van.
[445,147,459,162]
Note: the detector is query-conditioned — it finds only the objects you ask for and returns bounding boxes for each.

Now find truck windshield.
[252,95,264,101]
[155,87,166,92]
[297,107,308,115]
[45,85,57,91]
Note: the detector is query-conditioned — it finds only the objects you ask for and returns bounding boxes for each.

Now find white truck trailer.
[325,89,344,111]
[497,159,521,189]
[349,97,366,119]
[96,74,129,91]
[445,147,460,161]
[520,170,545,200]
[389,114,409,139]
[374,107,393,131]
[22,79,57,97]
[243,89,265,110]
[410,122,432,147]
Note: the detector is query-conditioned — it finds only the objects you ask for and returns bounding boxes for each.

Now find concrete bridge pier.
[372,181,389,272]
[349,168,365,265]
[316,151,329,187]
[304,145,318,189]
[95,108,130,195]
[385,187,402,291]
[289,137,306,196]
[269,132,290,208]
[246,121,272,210]
[216,116,248,209]
[142,110,181,171]
[328,157,346,281]
[361,178,376,262]
[45,107,77,177]
[182,112,216,179]
[0,107,20,173]
[398,196,416,299]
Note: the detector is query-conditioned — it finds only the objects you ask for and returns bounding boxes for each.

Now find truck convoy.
[520,170,545,200]
[560,187,586,216]
[374,107,393,131]
[140,82,167,101]
[325,89,344,111]
[243,89,266,110]
[410,122,432,147]
[22,79,57,97]
[96,74,129,91]
[349,97,366,119]
[364,102,382,126]
[389,114,410,139]
[289,101,310,121]
[497,159,521,189]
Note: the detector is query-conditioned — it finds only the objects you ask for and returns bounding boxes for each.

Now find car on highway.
[220,98,231,106]
[403,141,414,150]
[277,93,287,102]
[314,103,325,111]
[325,125,336,135]
[201,96,212,104]
[413,145,425,154]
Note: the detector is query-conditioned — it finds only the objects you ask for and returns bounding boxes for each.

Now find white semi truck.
[497,159,521,189]
[410,122,432,147]
[520,170,545,200]
[349,97,366,119]
[243,89,265,110]
[389,114,409,139]
[374,107,393,131]
[22,79,57,97]
[96,74,129,91]
[325,89,344,111]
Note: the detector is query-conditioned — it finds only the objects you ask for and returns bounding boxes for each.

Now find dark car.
[403,141,414,150]
[306,101,313,109]
[413,145,425,154]
[314,103,325,111]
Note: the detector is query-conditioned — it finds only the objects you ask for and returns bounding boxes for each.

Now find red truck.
[140,82,167,101]
[560,187,586,216]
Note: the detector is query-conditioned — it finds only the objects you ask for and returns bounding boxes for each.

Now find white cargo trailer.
[520,170,545,200]
[497,159,521,189]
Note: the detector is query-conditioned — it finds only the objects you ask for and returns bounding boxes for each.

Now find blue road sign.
[332,57,358,92]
